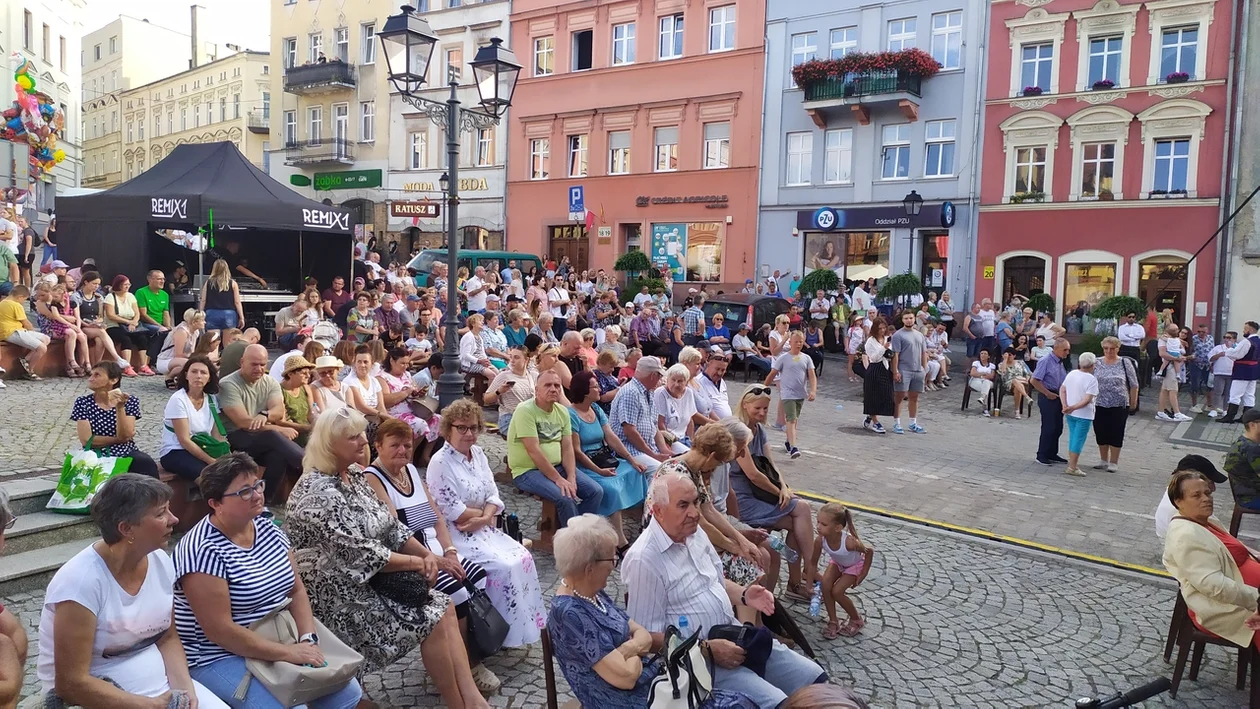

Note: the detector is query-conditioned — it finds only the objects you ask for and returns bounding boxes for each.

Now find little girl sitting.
[807,502,875,639]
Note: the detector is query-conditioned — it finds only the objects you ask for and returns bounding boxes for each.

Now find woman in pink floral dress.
[425,399,545,648]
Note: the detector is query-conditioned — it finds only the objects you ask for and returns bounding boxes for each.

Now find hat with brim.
[1176,454,1227,484]
[282,356,317,377]
[313,355,344,370]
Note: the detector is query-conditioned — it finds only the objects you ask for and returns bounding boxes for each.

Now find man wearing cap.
[1225,409,1260,513]
[399,293,424,334]
[38,259,69,287]
[741,278,755,294]
[609,356,670,472]
[732,322,771,376]
[1154,454,1229,539]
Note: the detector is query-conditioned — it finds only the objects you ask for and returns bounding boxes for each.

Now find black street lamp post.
[379,5,520,410]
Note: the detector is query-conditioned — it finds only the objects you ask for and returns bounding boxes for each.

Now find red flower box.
[791,48,943,90]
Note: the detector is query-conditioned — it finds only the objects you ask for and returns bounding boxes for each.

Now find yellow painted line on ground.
[794,489,1171,580]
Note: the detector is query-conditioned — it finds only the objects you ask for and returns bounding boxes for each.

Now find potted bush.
[797,269,840,300]
[878,272,924,308]
[614,250,652,288]
[1009,191,1046,204]
[1091,79,1116,90]
[1021,85,1044,97]
[1166,71,1191,84]
[1025,293,1056,319]
[1170,188,1188,196]
[790,48,943,93]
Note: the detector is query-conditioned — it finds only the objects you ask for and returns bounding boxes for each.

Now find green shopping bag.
[46,437,133,515]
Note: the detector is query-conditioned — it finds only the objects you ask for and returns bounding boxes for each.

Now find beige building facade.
[268,0,512,254]
[120,51,273,182]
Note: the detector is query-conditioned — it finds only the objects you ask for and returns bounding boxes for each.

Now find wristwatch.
[299,632,319,645]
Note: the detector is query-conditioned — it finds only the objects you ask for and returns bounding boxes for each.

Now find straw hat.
[313,355,344,370]
[282,356,317,377]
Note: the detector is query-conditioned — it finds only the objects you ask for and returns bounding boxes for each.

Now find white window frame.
[1072,1,1139,91]
[409,131,427,169]
[568,134,588,177]
[334,27,349,62]
[703,122,730,169]
[609,131,631,175]
[284,111,296,145]
[1066,105,1133,201]
[1013,146,1048,194]
[283,38,297,68]
[791,32,817,68]
[824,128,853,184]
[362,24,376,64]
[708,5,736,53]
[659,14,684,60]
[1152,139,1191,193]
[476,128,493,167]
[308,105,323,143]
[1085,36,1124,87]
[930,11,962,70]
[923,119,956,178]
[1137,98,1211,198]
[1020,43,1055,93]
[1005,8,1069,97]
[360,101,375,142]
[1145,0,1214,85]
[612,22,636,66]
[998,110,1062,201]
[309,33,323,63]
[829,27,857,60]
[785,131,813,186]
[654,126,679,172]
[1159,26,1199,79]
[1078,142,1117,199]
[533,36,554,77]
[530,138,550,180]
[881,124,912,180]
[887,18,917,52]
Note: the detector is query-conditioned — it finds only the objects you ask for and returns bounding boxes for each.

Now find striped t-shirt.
[173,515,295,667]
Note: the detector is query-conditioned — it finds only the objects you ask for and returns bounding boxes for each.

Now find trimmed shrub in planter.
[1166,71,1190,84]
[1009,191,1046,204]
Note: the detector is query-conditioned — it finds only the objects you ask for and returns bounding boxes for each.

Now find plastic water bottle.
[809,582,823,617]
[678,615,690,636]
[767,531,800,564]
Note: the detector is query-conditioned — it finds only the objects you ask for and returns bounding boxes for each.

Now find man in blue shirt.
[1030,338,1071,466]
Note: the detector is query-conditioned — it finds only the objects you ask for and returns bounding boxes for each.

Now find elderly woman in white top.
[426,399,545,649]
[459,313,496,383]
[155,308,203,379]
[654,363,710,453]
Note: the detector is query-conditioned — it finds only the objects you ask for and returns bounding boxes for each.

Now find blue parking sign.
[568,185,585,215]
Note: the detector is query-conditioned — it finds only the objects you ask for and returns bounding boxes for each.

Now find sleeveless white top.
[823,529,863,568]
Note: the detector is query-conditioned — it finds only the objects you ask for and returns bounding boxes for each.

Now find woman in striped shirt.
[364,419,498,694]
[173,453,365,709]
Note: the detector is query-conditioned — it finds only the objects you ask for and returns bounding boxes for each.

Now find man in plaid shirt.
[681,294,707,347]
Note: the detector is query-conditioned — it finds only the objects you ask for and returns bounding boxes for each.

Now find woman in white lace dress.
[425,399,545,648]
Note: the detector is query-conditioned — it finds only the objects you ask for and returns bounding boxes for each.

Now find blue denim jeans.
[190,655,363,709]
[513,468,604,528]
[712,640,826,708]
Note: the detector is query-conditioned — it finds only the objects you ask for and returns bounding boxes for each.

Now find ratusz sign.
[390,202,440,219]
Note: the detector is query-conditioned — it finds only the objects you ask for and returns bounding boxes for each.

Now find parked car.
[406,249,543,287]
[701,293,792,334]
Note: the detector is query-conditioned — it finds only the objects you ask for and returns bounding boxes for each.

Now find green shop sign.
[313,169,382,191]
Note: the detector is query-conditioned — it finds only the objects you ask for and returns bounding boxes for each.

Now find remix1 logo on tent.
[151,198,188,220]
[302,208,350,231]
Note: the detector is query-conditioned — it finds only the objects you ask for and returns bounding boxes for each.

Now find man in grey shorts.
[891,309,929,434]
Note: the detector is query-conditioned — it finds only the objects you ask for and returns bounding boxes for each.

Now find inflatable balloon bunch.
[1,53,67,179]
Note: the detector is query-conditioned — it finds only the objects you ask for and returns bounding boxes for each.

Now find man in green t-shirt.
[219,344,303,502]
[507,369,603,528]
[135,269,172,362]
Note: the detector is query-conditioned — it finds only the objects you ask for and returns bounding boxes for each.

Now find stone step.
[3,476,59,516]
[2,510,98,556]
[0,537,96,595]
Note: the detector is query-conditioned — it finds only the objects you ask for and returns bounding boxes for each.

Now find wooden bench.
[520,492,558,553]
[158,465,211,534]
[1,339,65,378]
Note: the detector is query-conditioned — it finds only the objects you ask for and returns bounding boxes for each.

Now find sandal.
[822,620,842,640]
[784,581,812,603]
[838,620,862,637]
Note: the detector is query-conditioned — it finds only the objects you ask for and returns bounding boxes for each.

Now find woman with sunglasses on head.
[174,453,367,708]
[861,319,895,434]
[426,399,545,649]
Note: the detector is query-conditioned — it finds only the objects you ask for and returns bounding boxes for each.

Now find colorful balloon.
[14,75,32,91]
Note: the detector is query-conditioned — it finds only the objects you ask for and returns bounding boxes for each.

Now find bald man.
[219,344,304,500]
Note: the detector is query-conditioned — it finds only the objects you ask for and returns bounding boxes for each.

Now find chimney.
[190,5,204,69]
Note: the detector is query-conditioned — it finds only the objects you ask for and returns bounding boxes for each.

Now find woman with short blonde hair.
[155,308,205,378]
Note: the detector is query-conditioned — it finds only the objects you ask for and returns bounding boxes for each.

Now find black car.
[701,293,792,334]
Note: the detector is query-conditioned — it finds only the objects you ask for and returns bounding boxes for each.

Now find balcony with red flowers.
[793,49,941,128]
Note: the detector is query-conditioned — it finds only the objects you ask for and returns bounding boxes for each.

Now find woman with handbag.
[159,354,229,481]
[286,410,487,708]
[72,360,160,477]
[655,424,771,594]
[363,419,500,694]
[548,514,756,709]
[174,453,367,709]
[732,386,815,603]
[426,399,546,650]
[568,371,649,552]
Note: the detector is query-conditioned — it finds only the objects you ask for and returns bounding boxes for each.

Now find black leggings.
[107,327,151,353]
[126,450,160,478]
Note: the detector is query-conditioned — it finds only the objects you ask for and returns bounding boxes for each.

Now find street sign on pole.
[568,185,585,222]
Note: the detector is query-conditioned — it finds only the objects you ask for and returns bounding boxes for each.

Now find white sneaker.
[1190,404,1204,414]
[1208,409,1220,418]
[1156,411,1173,421]
[1173,412,1193,422]
[1106,464,1118,473]
[0,379,6,388]
[1091,462,1110,470]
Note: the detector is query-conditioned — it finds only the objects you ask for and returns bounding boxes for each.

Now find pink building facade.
[977,0,1237,326]
[505,0,765,287]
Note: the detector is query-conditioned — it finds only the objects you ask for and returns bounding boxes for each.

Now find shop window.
[1064,263,1117,310]
[846,232,891,282]
[685,222,723,282]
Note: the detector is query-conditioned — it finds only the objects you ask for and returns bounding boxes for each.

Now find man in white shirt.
[851,283,872,314]
[364,251,386,280]
[632,286,654,308]
[809,290,831,324]
[731,323,771,376]
[464,266,489,313]
[1154,455,1226,539]
[1208,332,1239,417]
[548,280,571,338]
[1116,312,1146,361]
[269,333,311,381]
[623,472,826,707]
[696,350,732,419]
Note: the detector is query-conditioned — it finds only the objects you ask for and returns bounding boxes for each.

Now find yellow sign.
[403,182,436,192]
[983,266,995,280]
[403,178,490,193]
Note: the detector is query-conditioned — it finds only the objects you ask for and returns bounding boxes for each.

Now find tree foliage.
[1091,295,1147,321]
[797,269,840,298]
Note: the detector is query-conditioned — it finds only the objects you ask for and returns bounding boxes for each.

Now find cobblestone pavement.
[0,360,1252,706]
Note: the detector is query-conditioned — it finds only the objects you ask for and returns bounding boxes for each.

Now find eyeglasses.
[709,354,730,362]
[747,385,772,396]
[3,515,16,530]
[225,480,266,501]
[452,424,481,435]
[593,557,617,564]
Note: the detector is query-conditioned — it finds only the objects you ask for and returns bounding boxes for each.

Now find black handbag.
[463,580,510,662]
[369,570,431,612]
[587,445,619,470]
[496,512,522,543]
[748,455,784,505]
[707,622,773,677]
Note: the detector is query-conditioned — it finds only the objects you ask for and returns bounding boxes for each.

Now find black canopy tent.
[56,141,354,291]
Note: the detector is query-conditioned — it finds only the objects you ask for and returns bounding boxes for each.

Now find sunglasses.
[747,385,772,396]
[3,515,15,530]
[225,480,266,501]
